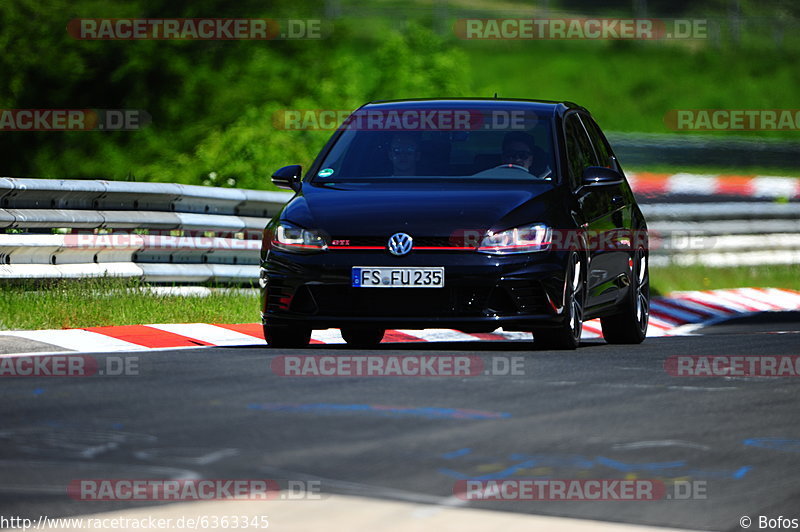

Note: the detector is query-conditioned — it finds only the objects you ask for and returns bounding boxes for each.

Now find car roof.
[360,98,587,118]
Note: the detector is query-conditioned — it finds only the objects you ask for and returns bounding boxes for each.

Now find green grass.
[650,264,800,295]
[0,278,259,331]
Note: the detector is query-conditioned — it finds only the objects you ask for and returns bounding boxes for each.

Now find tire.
[341,327,385,348]
[600,247,649,344]
[533,252,584,350]
[263,324,311,348]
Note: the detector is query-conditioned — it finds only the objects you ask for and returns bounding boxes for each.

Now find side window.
[564,113,598,189]
[580,115,614,168]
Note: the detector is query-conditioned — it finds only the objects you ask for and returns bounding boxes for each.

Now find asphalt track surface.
[1,314,799,531]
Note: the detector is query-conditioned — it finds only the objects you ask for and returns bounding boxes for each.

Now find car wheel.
[263,324,311,348]
[600,247,649,344]
[533,252,584,350]
[341,327,385,348]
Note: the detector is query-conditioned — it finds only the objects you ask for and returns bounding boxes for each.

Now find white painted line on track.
[4,329,146,352]
[760,288,800,307]
[395,329,478,342]
[310,328,346,344]
[706,290,774,312]
[656,297,727,318]
[679,290,754,313]
[730,288,788,310]
[649,301,703,323]
[146,323,262,346]
[492,329,534,340]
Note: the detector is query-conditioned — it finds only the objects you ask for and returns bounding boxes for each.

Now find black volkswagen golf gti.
[261,98,649,350]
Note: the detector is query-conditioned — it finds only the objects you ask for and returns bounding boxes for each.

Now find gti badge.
[388,233,413,256]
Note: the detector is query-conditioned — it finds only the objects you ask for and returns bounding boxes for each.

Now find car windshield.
[313,106,556,182]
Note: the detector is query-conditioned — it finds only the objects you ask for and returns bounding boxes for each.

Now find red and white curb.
[0,288,798,356]
[628,173,800,199]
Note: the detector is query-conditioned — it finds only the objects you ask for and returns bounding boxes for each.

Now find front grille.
[270,279,550,318]
[302,285,492,317]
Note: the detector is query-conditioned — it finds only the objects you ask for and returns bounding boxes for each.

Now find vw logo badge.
[388,233,413,256]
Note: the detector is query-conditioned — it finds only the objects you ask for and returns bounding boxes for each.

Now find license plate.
[352,267,444,288]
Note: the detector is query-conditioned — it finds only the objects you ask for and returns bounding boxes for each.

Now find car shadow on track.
[225,340,608,351]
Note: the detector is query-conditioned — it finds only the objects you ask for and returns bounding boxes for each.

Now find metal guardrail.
[1,178,797,282]
[608,132,800,171]
[642,202,800,267]
[0,177,287,215]
[0,178,286,284]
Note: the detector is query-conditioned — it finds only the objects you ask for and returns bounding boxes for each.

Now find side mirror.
[581,166,623,189]
[272,165,303,192]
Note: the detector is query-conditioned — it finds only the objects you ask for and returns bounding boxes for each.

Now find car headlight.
[477,223,552,254]
[271,222,327,253]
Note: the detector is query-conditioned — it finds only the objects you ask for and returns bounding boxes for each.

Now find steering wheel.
[494,164,529,172]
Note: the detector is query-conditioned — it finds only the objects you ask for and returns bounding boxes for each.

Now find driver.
[500,132,535,172]
[388,133,420,175]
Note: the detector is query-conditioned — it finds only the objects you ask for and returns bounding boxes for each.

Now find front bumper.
[261,250,570,332]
